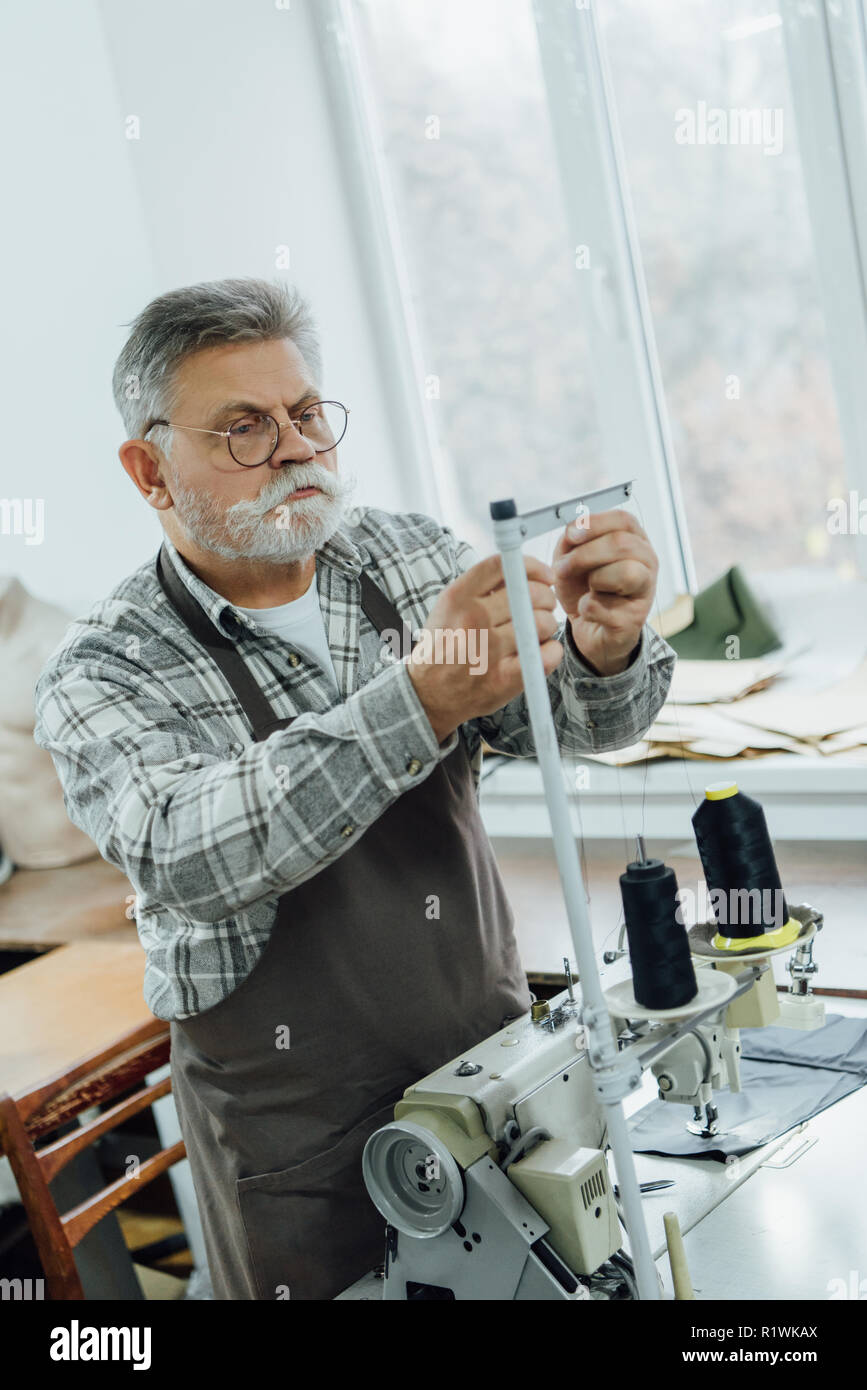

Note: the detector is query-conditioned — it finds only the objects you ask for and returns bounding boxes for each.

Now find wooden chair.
[0,940,186,1299]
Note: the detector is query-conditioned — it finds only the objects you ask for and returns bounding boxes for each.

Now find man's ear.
[119,440,174,510]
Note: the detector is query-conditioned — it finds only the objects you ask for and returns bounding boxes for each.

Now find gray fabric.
[740,1013,867,1072]
[628,1014,867,1159]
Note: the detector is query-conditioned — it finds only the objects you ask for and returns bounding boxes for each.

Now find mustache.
[226,464,346,519]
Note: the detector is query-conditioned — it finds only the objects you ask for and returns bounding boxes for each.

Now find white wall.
[0,0,410,614]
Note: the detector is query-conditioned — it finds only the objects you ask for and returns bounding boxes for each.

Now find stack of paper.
[584,655,867,767]
[667,654,787,704]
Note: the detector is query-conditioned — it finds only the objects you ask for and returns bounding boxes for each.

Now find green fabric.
[666,565,782,660]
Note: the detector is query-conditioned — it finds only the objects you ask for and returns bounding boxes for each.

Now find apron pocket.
[236,1101,396,1301]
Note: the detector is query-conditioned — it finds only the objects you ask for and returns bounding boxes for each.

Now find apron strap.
[359,571,415,659]
[156,545,281,739]
[155,543,415,742]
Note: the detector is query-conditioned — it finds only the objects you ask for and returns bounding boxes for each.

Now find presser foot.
[685,1103,726,1139]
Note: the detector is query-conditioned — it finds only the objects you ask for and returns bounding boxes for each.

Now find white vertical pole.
[492,503,660,1301]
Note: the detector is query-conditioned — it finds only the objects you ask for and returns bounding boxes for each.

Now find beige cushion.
[0,576,97,868]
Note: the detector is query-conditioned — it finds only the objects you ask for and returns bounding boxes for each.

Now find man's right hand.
[406,554,564,745]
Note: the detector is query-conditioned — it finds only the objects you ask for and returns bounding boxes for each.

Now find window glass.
[356,0,854,584]
[599,0,854,584]
[356,0,605,555]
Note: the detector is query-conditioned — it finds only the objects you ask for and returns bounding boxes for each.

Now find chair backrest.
[0,1019,185,1299]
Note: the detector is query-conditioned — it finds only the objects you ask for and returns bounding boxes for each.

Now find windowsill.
[480,751,867,841]
[480,564,867,841]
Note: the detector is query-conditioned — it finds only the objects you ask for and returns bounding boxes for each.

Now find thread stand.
[490,481,664,1300]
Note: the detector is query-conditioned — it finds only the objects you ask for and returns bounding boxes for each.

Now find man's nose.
[267,420,316,469]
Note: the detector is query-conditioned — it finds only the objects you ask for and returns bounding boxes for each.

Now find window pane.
[600,0,855,585]
[355,0,606,555]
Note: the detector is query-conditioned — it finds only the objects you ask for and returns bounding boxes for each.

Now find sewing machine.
[362,977,618,1300]
[362,482,827,1301]
[362,903,824,1299]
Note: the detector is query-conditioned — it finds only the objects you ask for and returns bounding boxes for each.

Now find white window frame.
[531,0,695,609]
[312,0,694,607]
[312,0,867,824]
[309,0,456,526]
[779,0,867,579]
[315,0,867,582]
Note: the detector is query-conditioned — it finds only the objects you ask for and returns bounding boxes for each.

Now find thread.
[619,839,698,1009]
[691,781,800,951]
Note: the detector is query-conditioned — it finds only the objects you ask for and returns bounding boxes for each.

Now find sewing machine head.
[362,902,825,1297]
[362,986,626,1299]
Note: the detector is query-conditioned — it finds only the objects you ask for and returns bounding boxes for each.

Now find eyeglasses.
[143,400,350,468]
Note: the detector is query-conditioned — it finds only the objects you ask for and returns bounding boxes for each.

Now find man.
[35,277,676,1300]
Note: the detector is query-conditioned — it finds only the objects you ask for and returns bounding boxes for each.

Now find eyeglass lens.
[227,403,347,466]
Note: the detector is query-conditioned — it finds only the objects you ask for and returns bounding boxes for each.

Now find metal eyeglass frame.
[142,401,350,467]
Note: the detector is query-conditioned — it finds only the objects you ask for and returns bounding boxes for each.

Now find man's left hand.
[552,508,659,676]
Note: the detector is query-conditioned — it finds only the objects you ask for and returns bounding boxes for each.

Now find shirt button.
[288,653,301,667]
[406,757,423,776]
[340,823,355,838]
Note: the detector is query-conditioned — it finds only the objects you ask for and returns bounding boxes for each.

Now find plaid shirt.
[34,505,676,1020]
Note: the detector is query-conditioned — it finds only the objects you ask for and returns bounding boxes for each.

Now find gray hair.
[111,277,323,460]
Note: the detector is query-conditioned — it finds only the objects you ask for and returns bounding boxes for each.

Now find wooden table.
[0,858,134,954]
[0,939,155,1102]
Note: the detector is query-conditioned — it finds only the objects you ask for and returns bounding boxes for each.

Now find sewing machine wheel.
[362,1120,465,1237]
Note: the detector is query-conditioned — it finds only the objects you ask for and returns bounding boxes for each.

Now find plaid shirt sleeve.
[442,528,677,755]
[34,649,454,927]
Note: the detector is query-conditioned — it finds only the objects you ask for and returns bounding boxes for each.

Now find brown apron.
[156,544,532,1300]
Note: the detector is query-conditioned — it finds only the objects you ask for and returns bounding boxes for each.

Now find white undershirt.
[235,570,340,693]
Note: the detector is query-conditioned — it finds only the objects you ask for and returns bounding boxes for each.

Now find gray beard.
[168,462,358,562]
